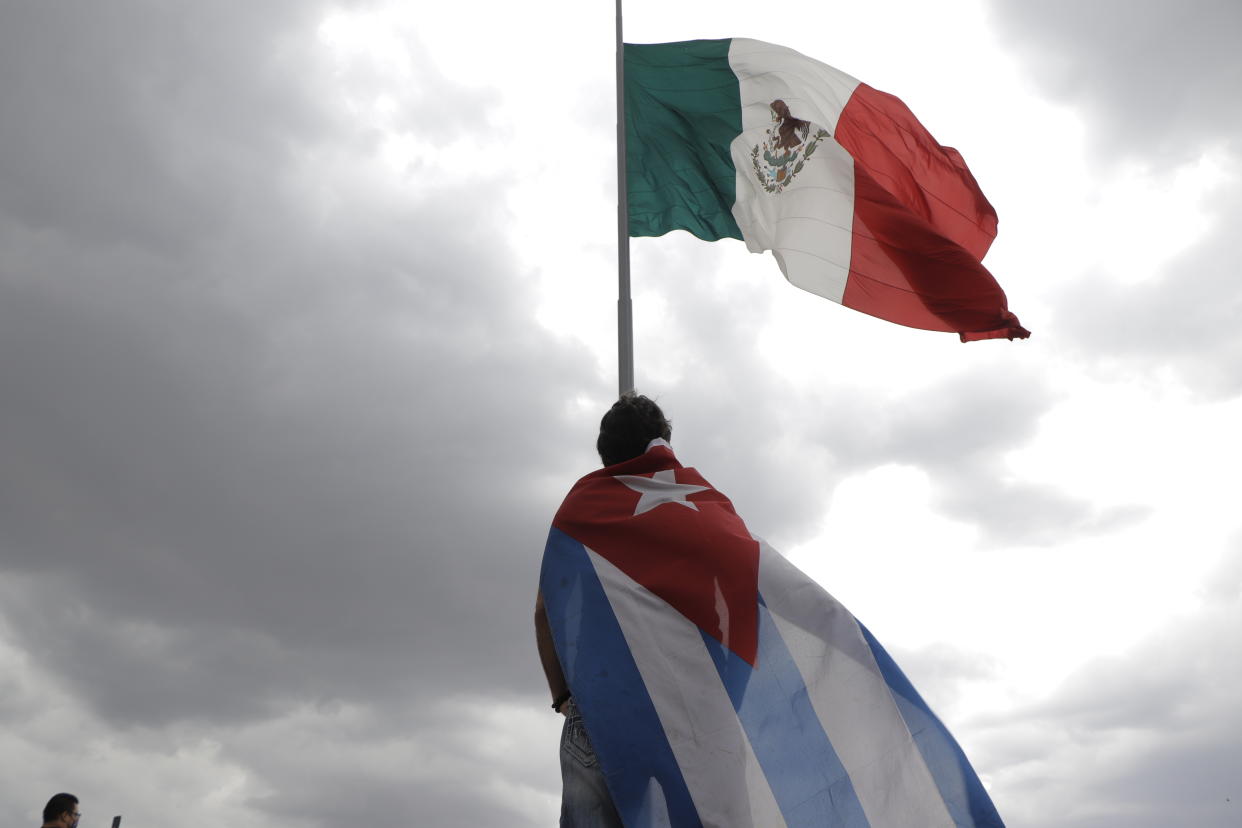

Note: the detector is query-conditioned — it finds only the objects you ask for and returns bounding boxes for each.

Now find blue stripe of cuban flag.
[541,527,701,827]
[701,598,871,827]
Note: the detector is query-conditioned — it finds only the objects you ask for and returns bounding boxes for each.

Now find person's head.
[597,393,671,467]
[42,793,79,828]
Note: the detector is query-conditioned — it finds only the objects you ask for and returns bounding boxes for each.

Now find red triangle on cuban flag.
[553,442,760,666]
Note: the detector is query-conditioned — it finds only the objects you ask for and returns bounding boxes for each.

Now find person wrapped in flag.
[535,394,1005,827]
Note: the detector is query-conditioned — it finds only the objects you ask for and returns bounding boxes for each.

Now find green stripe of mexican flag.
[624,38,1029,342]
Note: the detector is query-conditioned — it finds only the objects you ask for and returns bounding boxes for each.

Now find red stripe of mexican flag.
[625,38,1029,341]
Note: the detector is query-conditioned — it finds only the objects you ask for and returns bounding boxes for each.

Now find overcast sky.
[1,1,1239,826]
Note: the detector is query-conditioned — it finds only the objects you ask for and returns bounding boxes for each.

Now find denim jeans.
[560,699,624,827]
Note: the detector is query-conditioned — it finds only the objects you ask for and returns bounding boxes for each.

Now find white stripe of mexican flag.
[624,38,1028,342]
[729,39,861,305]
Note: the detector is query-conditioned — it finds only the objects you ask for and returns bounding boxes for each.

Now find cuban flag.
[540,440,1004,827]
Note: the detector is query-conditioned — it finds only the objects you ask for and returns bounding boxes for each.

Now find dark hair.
[597,393,671,466]
[43,793,78,823]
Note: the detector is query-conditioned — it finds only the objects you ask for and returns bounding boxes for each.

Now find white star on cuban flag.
[615,468,710,515]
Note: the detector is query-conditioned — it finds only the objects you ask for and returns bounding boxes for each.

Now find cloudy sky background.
[2,1,1239,826]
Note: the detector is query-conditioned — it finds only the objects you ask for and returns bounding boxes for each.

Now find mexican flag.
[625,38,1029,342]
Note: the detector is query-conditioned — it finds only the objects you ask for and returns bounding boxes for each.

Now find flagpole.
[616,0,634,397]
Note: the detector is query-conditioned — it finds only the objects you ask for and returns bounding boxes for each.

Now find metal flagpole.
[615,0,634,397]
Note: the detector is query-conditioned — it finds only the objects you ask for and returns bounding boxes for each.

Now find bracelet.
[552,691,572,711]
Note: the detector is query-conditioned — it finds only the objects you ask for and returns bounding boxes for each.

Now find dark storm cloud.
[0,2,597,825]
[0,109,582,722]
[0,3,333,251]
[988,0,1242,164]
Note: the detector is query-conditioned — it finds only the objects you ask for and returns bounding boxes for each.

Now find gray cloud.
[1052,182,1242,398]
[986,541,1242,827]
[989,0,1242,399]
[229,700,560,828]
[882,640,1003,722]
[988,0,1242,165]
[4,1,1220,825]
[0,2,596,824]
[816,363,1141,546]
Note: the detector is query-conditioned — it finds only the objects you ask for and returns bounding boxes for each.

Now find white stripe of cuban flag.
[588,547,787,828]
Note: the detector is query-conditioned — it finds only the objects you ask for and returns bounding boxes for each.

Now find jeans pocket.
[561,706,599,769]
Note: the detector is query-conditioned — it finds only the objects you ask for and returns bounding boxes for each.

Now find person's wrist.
[552,691,571,713]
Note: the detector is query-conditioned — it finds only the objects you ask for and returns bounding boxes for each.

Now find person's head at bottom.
[42,793,80,828]
[597,393,671,467]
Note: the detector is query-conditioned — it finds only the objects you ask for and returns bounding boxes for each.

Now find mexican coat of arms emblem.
[750,99,830,194]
